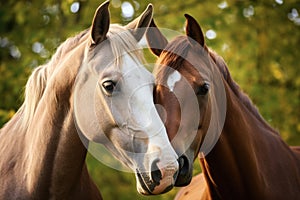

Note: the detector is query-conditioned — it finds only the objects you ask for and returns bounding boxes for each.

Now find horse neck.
[22,43,98,198]
[24,100,84,194]
[201,79,300,199]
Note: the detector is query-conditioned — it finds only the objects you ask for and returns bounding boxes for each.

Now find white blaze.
[167,70,181,92]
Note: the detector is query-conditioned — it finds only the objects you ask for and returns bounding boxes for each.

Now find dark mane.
[159,36,189,68]
[155,36,210,80]
[156,35,277,134]
[207,49,277,134]
[207,50,262,117]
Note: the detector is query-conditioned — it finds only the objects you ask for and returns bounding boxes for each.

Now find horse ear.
[184,14,205,47]
[126,4,153,42]
[91,0,110,45]
[146,19,168,57]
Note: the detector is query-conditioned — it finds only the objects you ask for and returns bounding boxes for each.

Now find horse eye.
[197,82,210,96]
[102,80,116,95]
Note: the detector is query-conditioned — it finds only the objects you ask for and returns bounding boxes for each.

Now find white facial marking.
[167,70,181,92]
[122,54,154,128]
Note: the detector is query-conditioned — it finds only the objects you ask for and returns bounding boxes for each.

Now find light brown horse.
[146,15,300,199]
[0,1,180,199]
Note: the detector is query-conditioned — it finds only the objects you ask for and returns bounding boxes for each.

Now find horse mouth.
[136,169,158,195]
[136,168,175,195]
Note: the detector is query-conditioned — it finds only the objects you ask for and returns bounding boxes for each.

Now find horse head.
[146,14,226,186]
[73,1,179,195]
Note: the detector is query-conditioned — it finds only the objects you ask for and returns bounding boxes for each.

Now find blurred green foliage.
[0,0,299,199]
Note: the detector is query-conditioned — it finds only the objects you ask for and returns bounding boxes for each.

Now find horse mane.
[207,50,263,120]
[156,36,277,134]
[154,36,189,81]
[207,49,278,134]
[16,29,89,132]
[105,24,145,67]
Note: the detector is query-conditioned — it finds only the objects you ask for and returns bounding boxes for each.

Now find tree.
[1,0,299,199]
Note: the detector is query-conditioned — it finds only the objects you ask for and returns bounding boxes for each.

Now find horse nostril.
[177,155,189,175]
[178,156,185,170]
[175,155,191,186]
[151,159,162,184]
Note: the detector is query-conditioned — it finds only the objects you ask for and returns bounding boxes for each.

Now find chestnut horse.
[146,15,300,199]
[0,1,179,199]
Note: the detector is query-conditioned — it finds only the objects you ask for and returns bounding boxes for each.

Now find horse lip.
[136,169,157,195]
[137,173,152,195]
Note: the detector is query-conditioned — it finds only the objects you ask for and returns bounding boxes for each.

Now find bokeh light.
[70,2,80,13]
[121,1,134,19]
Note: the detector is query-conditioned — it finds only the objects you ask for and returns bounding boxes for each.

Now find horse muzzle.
[136,159,179,195]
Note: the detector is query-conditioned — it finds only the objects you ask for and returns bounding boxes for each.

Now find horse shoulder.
[174,173,210,200]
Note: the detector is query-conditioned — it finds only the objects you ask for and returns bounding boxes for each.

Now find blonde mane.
[14,30,87,132]
[107,24,145,67]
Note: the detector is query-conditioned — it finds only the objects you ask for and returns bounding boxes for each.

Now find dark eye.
[197,82,210,96]
[102,80,116,95]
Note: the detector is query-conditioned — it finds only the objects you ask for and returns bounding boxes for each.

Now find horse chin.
[135,170,174,195]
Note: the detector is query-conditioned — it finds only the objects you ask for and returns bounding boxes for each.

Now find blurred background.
[0,0,299,199]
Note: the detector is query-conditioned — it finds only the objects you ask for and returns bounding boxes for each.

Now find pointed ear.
[146,19,168,57]
[91,0,110,45]
[126,4,153,42]
[184,14,205,47]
